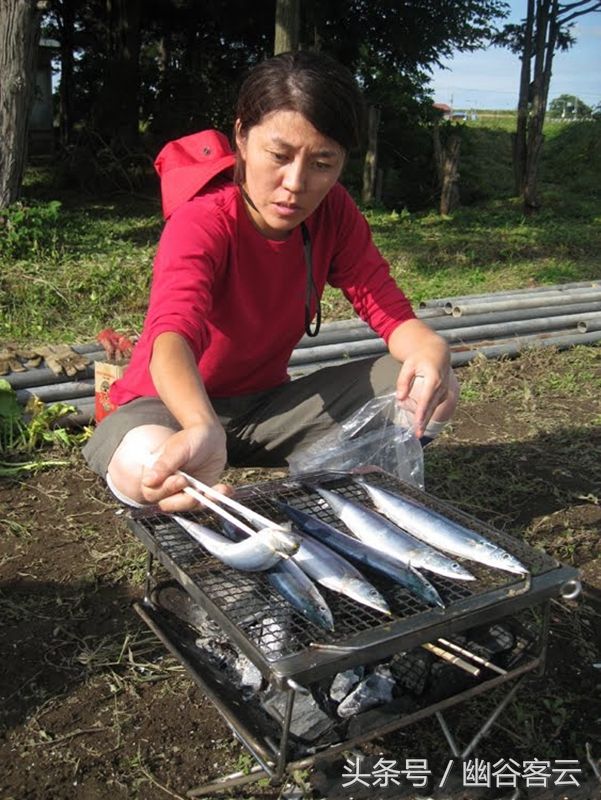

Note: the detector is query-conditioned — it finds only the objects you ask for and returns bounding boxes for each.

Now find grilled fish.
[221,520,334,631]
[312,486,476,581]
[278,501,445,608]
[356,480,528,575]
[291,532,390,615]
[174,516,296,572]
[267,557,335,632]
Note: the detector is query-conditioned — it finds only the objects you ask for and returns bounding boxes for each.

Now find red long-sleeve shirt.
[111,180,415,405]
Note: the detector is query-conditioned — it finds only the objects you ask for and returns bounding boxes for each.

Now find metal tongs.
[176,469,295,546]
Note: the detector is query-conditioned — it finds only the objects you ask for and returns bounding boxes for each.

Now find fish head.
[258,526,300,557]
[347,579,391,615]
[431,558,476,581]
[496,551,529,575]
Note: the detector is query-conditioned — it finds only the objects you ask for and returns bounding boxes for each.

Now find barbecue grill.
[126,467,581,796]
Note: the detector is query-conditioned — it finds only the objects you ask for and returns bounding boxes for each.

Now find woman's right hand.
[140,421,228,512]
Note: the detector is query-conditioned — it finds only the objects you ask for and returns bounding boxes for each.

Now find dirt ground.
[1,349,600,800]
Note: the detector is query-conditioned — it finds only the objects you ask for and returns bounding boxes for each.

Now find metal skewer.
[421,642,481,677]
[437,637,507,676]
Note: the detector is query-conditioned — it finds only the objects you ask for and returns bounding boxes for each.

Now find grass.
[456,343,601,404]
[1,119,600,346]
[0,192,159,343]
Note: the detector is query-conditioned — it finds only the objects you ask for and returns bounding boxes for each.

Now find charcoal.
[151,582,212,632]
[467,622,516,655]
[261,687,335,742]
[329,666,365,702]
[389,650,431,695]
[336,666,396,719]
[346,695,417,739]
[426,660,473,701]
[234,654,264,696]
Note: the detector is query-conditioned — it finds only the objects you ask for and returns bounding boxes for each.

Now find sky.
[428,1,601,110]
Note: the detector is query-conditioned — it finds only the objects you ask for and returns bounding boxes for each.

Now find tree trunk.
[274,0,300,54]
[361,105,380,205]
[0,0,42,207]
[513,0,600,213]
[439,134,461,215]
[514,0,534,195]
[92,0,141,151]
[57,0,76,147]
[522,0,559,214]
[433,122,461,215]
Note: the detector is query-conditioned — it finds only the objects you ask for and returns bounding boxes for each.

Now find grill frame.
[125,467,579,688]
[133,595,550,787]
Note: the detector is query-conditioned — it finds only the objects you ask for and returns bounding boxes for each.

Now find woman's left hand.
[387,319,456,438]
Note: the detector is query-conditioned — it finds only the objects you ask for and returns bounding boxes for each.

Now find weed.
[234,750,257,775]
[0,200,64,260]
[0,517,34,539]
[0,380,87,468]
[455,345,601,406]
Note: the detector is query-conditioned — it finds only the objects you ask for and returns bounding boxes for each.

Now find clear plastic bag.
[289,392,424,489]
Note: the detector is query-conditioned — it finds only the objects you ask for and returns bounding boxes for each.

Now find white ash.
[255,614,291,661]
[232,654,264,696]
[329,666,365,703]
[336,666,396,719]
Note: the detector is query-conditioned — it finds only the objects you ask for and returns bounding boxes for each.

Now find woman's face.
[235,110,345,240]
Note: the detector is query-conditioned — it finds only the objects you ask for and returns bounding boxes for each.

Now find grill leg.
[187,764,270,797]
[460,676,524,758]
[143,552,155,602]
[274,685,297,779]
[435,711,461,757]
[435,675,527,760]
[536,601,552,676]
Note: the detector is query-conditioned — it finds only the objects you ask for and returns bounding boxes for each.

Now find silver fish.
[174,516,296,572]
[357,480,528,575]
[313,487,476,581]
[292,533,391,615]
[267,557,335,632]
[279,501,445,608]
[221,520,334,631]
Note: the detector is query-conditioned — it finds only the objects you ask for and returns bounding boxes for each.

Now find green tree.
[274,0,300,54]
[549,93,593,118]
[495,0,601,214]
[40,0,510,203]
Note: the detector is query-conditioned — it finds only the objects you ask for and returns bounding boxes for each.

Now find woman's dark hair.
[235,51,365,166]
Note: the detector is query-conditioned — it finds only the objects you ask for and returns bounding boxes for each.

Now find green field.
[1,118,600,344]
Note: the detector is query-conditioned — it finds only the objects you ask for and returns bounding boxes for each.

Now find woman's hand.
[140,421,229,512]
[136,331,231,511]
[387,319,457,438]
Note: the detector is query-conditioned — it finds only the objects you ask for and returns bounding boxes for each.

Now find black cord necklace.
[240,186,321,338]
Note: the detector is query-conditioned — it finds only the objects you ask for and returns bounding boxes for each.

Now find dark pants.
[82,355,400,477]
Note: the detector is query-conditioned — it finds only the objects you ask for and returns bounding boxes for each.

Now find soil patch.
[1,352,600,799]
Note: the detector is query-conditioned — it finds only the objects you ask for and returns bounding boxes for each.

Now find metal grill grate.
[127,468,575,686]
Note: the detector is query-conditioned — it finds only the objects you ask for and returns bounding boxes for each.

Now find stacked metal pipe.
[4,281,601,424]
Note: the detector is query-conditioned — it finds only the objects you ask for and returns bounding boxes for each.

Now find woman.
[83,51,459,512]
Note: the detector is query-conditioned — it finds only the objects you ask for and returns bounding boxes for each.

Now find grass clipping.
[0,378,84,474]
